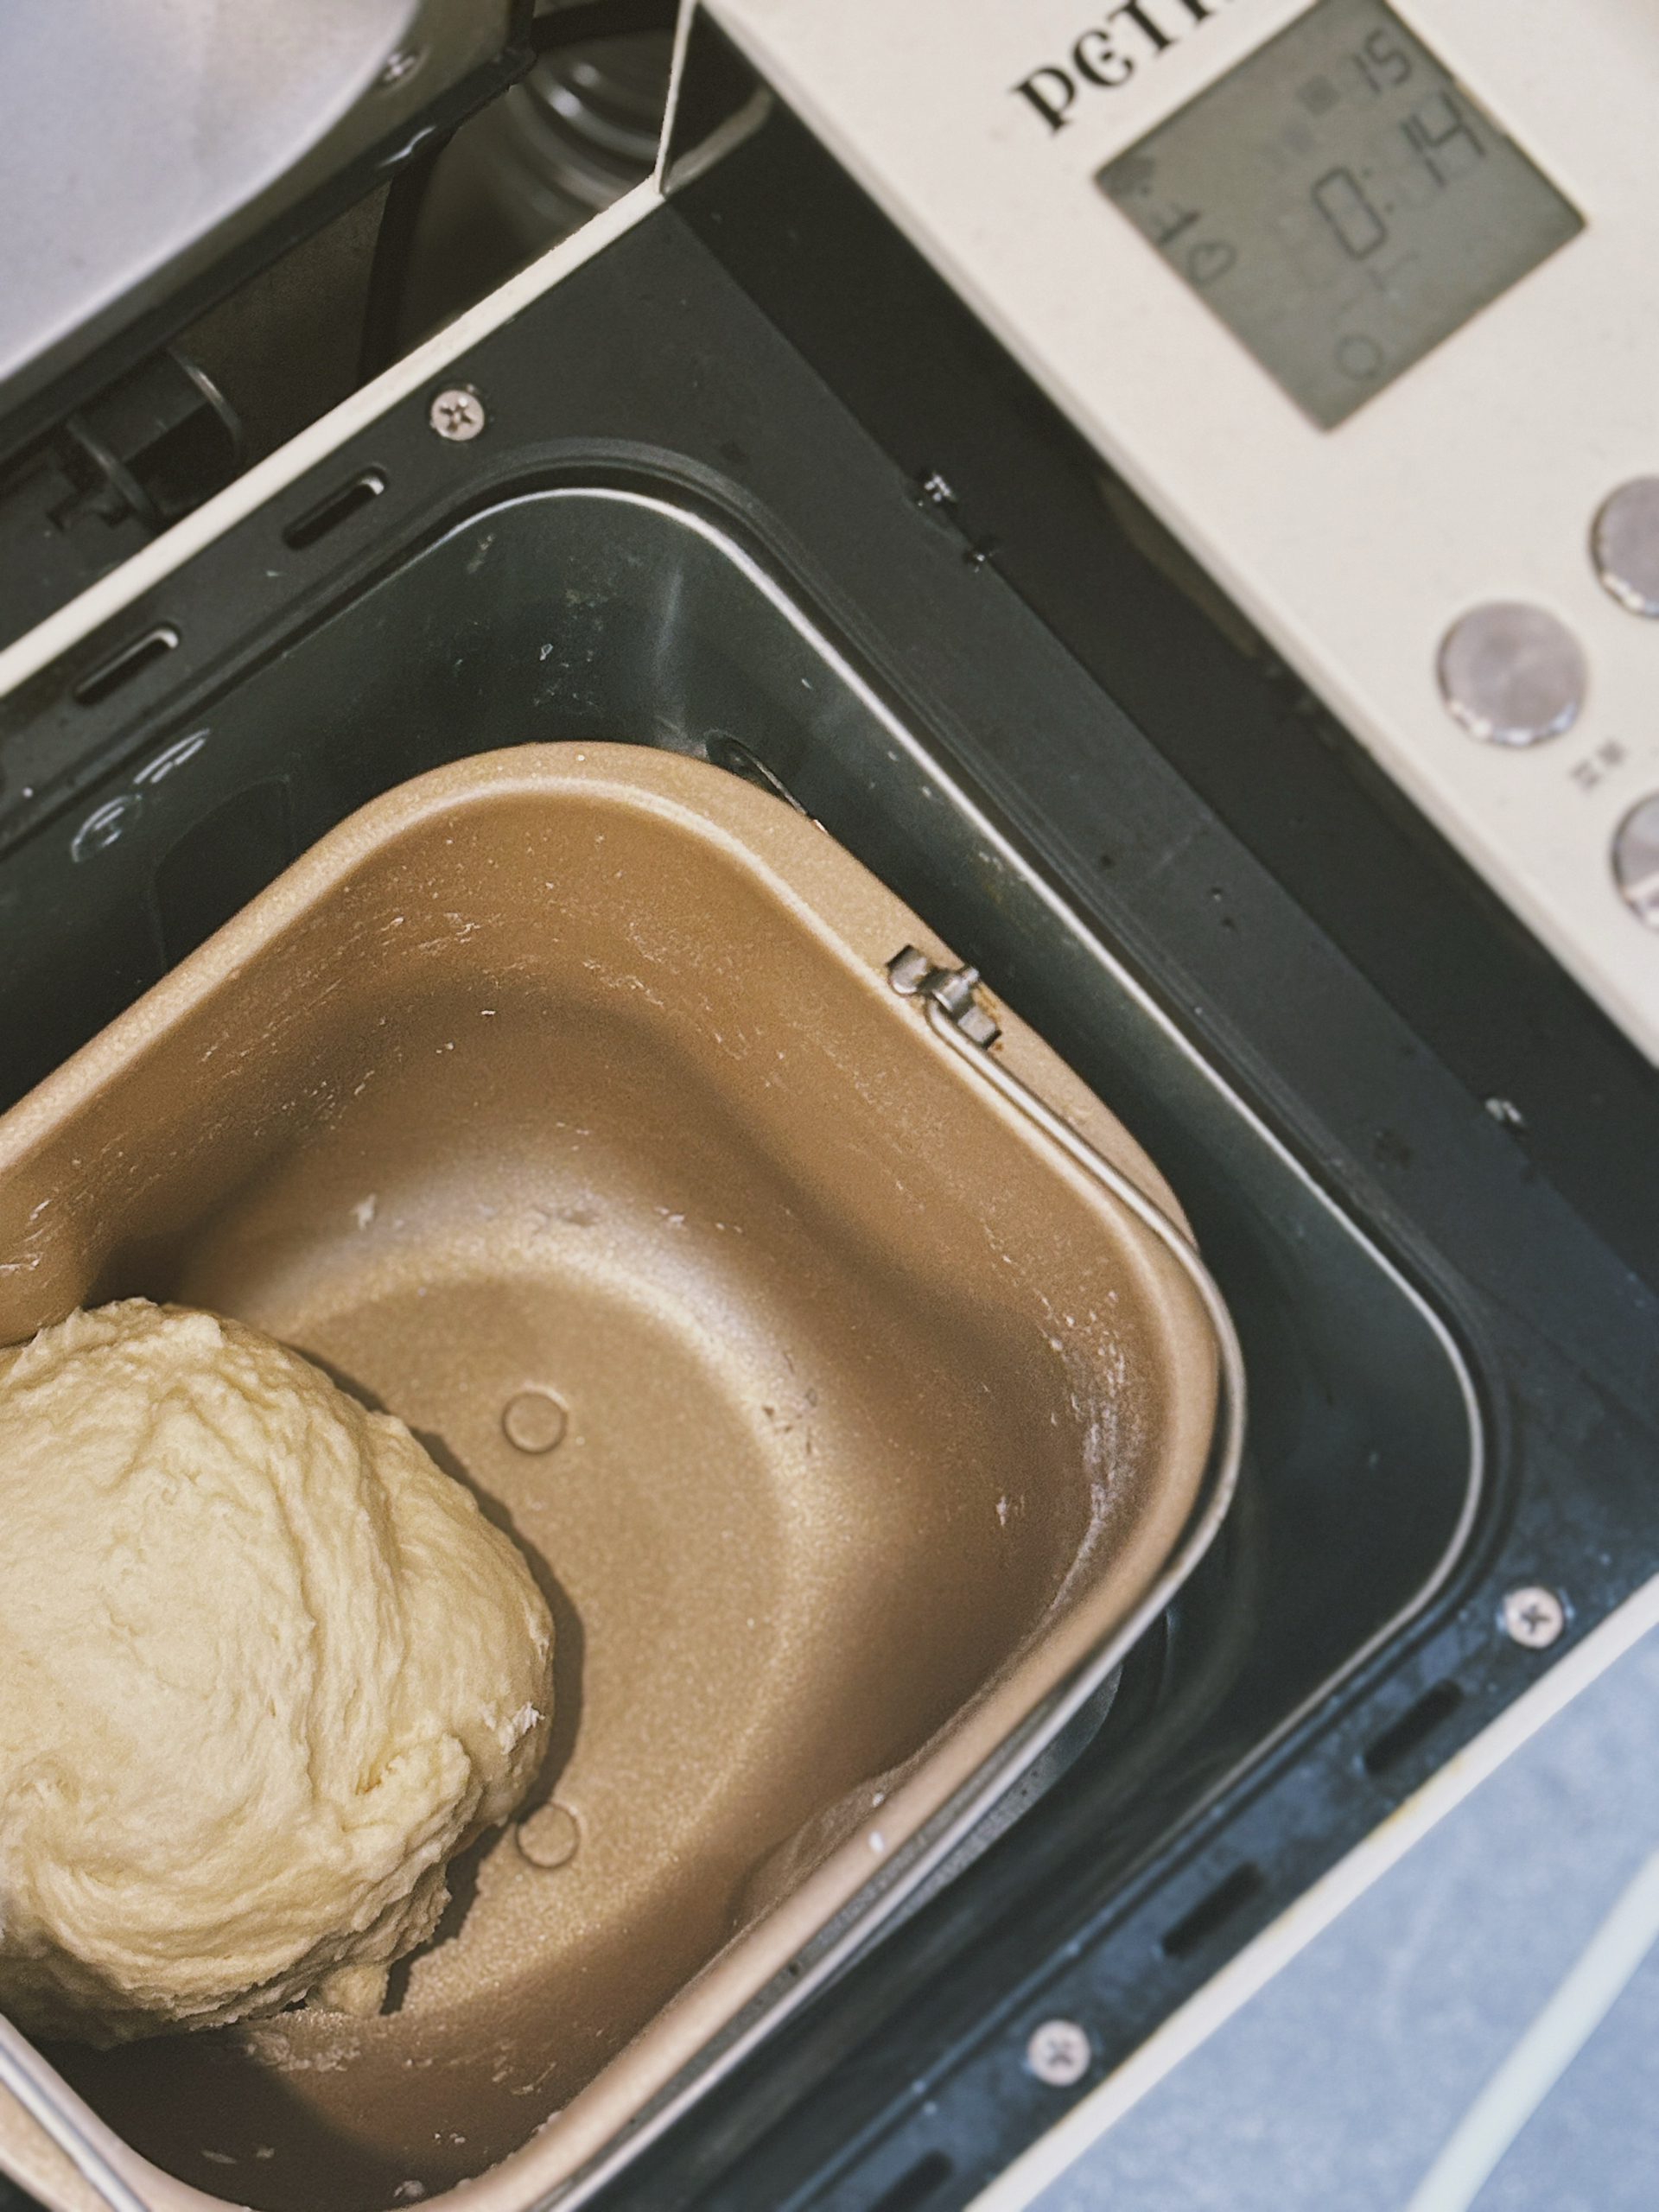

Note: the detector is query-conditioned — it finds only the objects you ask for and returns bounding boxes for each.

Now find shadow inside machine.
[3,482,1479,2209]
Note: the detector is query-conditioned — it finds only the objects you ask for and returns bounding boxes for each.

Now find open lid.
[0,1,531,465]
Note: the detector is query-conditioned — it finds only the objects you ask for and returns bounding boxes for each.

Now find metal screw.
[429,388,486,442]
[1025,2018,1092,2087]
[1501,1586,1567,1650]
[378,47,425,87]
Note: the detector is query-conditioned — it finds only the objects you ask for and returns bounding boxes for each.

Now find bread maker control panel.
[702,0,1659,1064]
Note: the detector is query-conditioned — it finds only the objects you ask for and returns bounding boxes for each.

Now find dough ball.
[0,1300,552,2046]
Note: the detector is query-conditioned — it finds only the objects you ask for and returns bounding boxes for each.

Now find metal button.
[1612,795,1659,928]
[1592,479,1659,616]
[1437,603,1586,747]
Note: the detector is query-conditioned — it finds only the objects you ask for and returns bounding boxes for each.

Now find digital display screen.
[1096,0,1583,428]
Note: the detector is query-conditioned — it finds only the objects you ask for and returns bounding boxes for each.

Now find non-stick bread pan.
[0,744,1239,2212]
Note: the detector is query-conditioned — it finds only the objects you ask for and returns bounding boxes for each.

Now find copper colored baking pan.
[0,743,1239,2212]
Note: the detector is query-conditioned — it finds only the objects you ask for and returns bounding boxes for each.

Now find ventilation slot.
[282,471,386,550]
[864,2151,954,2212]
[1363,1681,1464,1777]
[73,626,180,705]
[1160,1863,1265,1960]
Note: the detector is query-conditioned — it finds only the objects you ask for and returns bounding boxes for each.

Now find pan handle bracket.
[885,945,1001,1046]
[886,943,1246,1554]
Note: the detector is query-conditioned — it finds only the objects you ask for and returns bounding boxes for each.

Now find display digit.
[1312,168,1388,258]
[1360,28,1411,88]
[1402,91,1485,187]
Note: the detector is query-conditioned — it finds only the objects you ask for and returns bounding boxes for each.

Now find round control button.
[1592,479,1659,616]
[1612,795,1659,927]
[1437,603,1586,747]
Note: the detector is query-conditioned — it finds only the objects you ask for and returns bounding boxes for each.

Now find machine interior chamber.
[0,484,1480,2212]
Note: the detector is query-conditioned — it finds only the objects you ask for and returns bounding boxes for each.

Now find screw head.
[378,46,425,87]
[429,387,486,442]
[1501,1586,1567,1650]
[1025,2018,1092,2087]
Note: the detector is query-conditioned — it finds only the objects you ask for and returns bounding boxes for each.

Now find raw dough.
[0,1300,552,2046]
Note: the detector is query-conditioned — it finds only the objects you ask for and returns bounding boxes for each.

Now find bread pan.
[0,744,1236,2212]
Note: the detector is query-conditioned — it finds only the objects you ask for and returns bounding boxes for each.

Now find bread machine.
[0,3,1656,2209]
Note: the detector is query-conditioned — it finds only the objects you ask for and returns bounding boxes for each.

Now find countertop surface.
[995,1610,1659,2212]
